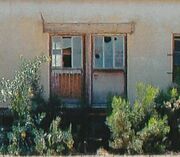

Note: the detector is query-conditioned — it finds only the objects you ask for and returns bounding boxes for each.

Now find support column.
[85,34,92,106]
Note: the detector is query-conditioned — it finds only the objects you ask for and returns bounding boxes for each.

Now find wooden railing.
[51,69,83,99]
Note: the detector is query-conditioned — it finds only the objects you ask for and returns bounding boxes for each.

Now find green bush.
[106,83,170,154]
[0,55,74,155]
[34,117,73,155]
[156,88,180,150]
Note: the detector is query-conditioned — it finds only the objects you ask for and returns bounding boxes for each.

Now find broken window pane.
[52,36,83,68]
[63,48,71,67]
[104,36,113,68]
[115,36,124,68]
[94,36,103,68]
[94,35,125,69]
[73,36,82,68]
[63,56,71,67]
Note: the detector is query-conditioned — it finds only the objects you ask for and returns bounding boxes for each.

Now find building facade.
[0,0,179,107]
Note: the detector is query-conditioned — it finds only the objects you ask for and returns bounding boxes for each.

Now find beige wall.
[0,0,180,104]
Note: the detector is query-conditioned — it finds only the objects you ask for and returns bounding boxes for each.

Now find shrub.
[34,117,73,155]
[106,83,170,154]
[156,88,180,150]
[106,97,132,152]
[0,55,74,155]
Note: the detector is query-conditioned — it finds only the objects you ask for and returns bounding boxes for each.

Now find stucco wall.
[0,0,180,104]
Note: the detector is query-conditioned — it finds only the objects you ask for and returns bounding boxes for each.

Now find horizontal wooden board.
[43,22,134,34]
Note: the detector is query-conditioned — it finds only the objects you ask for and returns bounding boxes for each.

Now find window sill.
[93,68,125,72]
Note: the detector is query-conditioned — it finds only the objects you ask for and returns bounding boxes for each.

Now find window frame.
[173,34,180,84]
[92,34,126,70]
[51,35,83,70]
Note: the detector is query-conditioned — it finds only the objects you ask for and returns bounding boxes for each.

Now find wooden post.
[85,34,92,106]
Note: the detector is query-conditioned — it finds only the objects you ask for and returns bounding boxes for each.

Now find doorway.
[92,35,126,106]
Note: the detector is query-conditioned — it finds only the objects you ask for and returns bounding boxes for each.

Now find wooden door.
[50,36,84,105]
[92,35,126,106]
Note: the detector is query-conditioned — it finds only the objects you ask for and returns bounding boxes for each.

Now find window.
[51,36,82,68]
[93,35,125,69]
[174,36,180,85]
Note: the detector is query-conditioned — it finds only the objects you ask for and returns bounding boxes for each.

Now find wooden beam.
[85,34,92,105]
[43,22,135,34]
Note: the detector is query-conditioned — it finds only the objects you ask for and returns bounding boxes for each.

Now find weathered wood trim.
[92,69,125,73]
[85,34,92,105]
[49,35,52,97]
[124,35,128,98]
[40,13,45,33]
[167,53,173,56]
[82,35,86,105]
[52,69,82,74]
[167,72,173,74]
[43,22,135,34]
